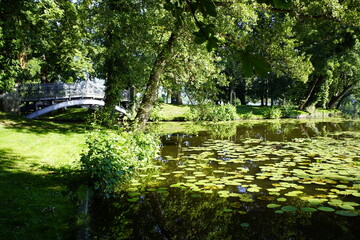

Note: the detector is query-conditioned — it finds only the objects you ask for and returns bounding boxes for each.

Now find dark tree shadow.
[0,112,91,135]
[0,149,84,240]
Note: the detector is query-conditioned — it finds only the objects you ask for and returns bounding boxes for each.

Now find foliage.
[264,107,283,119]
[80,130,160,197]
[185,103,238,121]
[149,103,162,122]
[242,111,255,120]
[280,103,298,118]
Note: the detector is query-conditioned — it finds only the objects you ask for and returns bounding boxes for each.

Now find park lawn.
[0,112,87,240]
[154,103,192,121]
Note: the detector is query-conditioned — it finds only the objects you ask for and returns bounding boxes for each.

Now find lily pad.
[223,208,233,212]
[335,211,358,217]
[317,206,335,212]
[127,197,140,202]
[128,192,141,197]
[240,223,250,228]
[301,207,318,212]
[281,206,297,212]
[267,203,281,209]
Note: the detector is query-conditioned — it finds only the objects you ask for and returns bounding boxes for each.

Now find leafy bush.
[185,103,238,121]
[80,130,160,197]
[242,111,255,120]
[149,104,162,121]
[264,107,282,119]
[281,103,298,118]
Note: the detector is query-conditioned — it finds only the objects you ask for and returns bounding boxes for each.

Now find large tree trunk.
[327,85,354,109]
[135,31,178,128]
[299,76,324,110]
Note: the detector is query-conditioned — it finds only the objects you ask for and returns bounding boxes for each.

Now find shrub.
[149,104,162,121]
[185,103,237,121]
[80,130,160,197]
[281,103,298,118]
[242,111,255,120]
[264,107,282,119]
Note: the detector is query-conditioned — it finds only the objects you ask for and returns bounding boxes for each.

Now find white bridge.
[18,80,130,119]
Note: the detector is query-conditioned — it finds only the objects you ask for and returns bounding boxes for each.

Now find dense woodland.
[1,0,360,126]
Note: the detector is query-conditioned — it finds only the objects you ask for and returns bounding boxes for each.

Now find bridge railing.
[18,81,130,102]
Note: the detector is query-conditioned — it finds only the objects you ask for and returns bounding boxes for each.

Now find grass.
[152,104,192,121]
[0,112,87,239]
[37,107,93,122]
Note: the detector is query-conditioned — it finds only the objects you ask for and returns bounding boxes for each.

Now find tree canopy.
[1,0,359,124]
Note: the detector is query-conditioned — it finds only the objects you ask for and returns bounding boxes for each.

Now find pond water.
[92,120,360,240]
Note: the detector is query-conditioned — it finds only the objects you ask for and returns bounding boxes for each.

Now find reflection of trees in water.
[205,123,237,140]
[92,189,360,240]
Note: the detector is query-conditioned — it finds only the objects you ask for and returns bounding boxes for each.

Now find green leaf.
[273,0,292,9]
[203,0,217,17]
[281,206,297,212]
[317,206,335,212]
[240,223,250,228]
[335,211,358,217]
[206,37,219,52]
[240,51,253,77]
[194,36,207,45]
[252,54,271,77]
[267,203,281,208]
[223,208,233,212]
[164,2,173,11]
[300,207,318,213]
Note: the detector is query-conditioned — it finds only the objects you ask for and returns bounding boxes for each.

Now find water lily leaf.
[267,203,281,208]
[127,197,139,202]
[317,206,335,212]
[335,211,358,217]
[128,192,141,197]
[338,204,355,210]
[240,223,250,228]
[277,198,287,202]
[275,210,284,214]
[301,207,318,212]
[281,206,297,212]
[223,208,233,212]
[307,198,327,205]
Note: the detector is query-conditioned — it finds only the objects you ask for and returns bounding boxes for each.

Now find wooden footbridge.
[18,80,130,119]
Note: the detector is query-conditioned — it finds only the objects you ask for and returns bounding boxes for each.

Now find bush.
[281,103,298,118]
[264,107,282,119]
[80,130,160,197]
[242,111,255,120]
[185,103,238,121]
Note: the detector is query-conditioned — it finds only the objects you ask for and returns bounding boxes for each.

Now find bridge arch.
[25,99,127,119]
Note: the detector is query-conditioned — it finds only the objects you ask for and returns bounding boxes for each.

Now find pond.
[92,120,360,240]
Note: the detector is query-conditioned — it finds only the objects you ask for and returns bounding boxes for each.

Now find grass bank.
[0,112,87,239]
[153,104,340,121]
[33,104,342,122]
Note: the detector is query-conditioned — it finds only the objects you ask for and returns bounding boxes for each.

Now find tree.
[0,0,93,94]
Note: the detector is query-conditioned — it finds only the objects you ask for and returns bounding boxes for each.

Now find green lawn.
[0,112,87,239]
